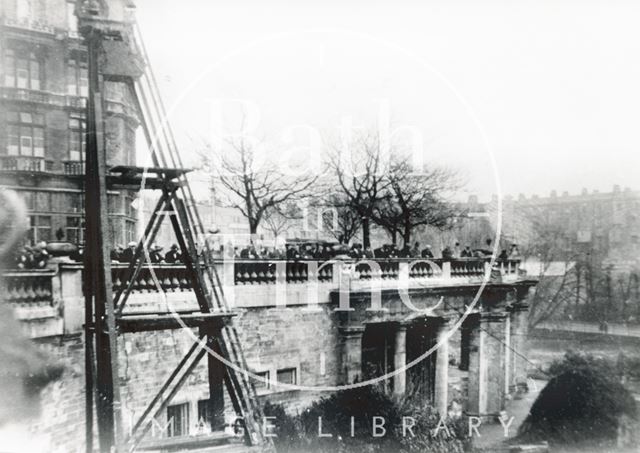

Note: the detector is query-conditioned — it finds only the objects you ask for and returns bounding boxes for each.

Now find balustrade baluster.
[17,285,28,301]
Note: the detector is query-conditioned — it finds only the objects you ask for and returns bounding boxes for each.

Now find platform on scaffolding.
[105,165,194,190]
[116,312,234,333]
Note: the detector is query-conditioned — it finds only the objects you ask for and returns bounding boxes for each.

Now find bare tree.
[262,204,295,239]
[318,194,362,244]
[203,134,317,235]
[373,156,461,247]
[328,129,461,248]
[328,132,391,248]
[516,209,583,328]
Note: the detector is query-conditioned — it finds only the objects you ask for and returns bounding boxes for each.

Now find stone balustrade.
[0,257,522,337]
[0,155,54,172]
[112,263,194,293]
[1,269,62,338]
[110,257,520,288]
[2,270,54,303]
[3,258,520,298]
[233,260,335,284]
[62,160,86,175]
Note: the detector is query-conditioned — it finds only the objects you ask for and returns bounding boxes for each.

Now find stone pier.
[339,326,365,385]
[434,318,450,416]
[508,301,530,393]
[467,312,509,416]
[393,324,407,395]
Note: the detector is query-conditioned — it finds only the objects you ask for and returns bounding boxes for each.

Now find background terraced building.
[0,0,138,246]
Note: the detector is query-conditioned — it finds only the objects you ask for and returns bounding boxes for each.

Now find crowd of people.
[222,238,521,262]
[110,242,184,264]
[11,242,50,269]
[9,237,521,269]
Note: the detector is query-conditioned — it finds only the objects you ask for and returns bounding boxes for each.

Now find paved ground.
[471,379,544,450]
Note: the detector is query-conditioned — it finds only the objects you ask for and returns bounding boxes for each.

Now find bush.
[263,387,467,453]
[262,401,300,452]
[518,351,637,446]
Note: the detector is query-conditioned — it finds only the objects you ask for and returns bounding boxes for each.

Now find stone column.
[508,302,529,392]
[467,312,508,415]
[434,318,450,417]
[504,314,511,396]
[465,315,481,414]
[393,324,407,395]
[339,326,365,384]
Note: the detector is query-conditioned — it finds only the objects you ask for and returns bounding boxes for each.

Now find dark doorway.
[361,323,396,393]
[406,318,437,401]
[459,314,479,371]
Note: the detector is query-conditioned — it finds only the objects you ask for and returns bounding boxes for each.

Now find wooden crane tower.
[76,2,269,452]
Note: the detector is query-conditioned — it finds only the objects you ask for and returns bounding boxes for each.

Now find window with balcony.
[6,111,45,157]
[69,115,85,161]
[29,215,52,243]
[67,54,88,97]
[3,48,42,90]
[166,403,190,437]
[65,216,85,244]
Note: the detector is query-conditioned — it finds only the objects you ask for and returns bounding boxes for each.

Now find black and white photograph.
[0,1,639,452]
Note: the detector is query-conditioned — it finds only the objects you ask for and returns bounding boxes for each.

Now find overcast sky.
[136,0,640,201]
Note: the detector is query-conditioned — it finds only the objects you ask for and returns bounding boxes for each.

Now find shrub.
[518,351,637,446]
[263,387,467,453]
[262,401,300,452]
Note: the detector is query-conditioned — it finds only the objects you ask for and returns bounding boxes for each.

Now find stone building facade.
[2,257,534,452]
[456,186,640,261]
[0,0,138,246]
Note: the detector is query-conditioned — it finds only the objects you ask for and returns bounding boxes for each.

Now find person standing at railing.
[461,245,472,257]
[509,243,520,257]
[31,242,49,269]
[349,243,364,259]
[110,244,123,261]
[453,241,462,258]
[421,244,434,258]
[164,243,182,264]
[286,244,301,261]
[240,245,259,259]
[301,244,315,260]
[498,249,509,261]
[149,244,165,263]
[474,238,494,257]
[399,245,411,258]
[410,242,421,258]
[442,246,453,260]
[363,245,374,259]
[120,241,137,263]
